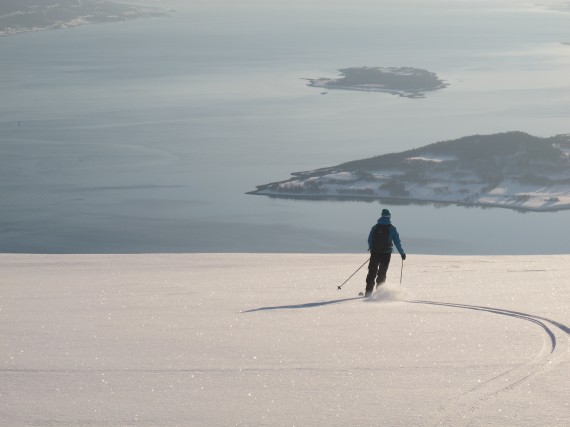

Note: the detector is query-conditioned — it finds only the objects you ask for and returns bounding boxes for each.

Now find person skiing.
[363,209,406,297]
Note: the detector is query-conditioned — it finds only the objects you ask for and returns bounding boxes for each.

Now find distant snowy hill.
[0,0,167,36]
[250,131,570,212]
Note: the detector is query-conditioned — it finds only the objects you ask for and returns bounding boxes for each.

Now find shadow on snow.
[241,297,363,313]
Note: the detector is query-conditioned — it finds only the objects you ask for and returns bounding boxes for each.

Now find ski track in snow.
[408,301,570,427]
[4,254,569,425]
[243,292,570,426]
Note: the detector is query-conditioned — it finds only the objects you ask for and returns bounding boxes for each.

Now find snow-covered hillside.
[1,254,569,426]
[250,132,570,212]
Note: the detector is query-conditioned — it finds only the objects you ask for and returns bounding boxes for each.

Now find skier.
[363,209,406,297]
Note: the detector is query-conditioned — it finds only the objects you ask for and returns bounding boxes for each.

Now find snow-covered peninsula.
[250,132,570,212]
[0,0,166,36]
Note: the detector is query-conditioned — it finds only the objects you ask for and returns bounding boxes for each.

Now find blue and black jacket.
[367,217,405,255]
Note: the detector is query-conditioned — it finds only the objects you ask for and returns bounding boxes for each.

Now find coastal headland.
[250,132,570,212]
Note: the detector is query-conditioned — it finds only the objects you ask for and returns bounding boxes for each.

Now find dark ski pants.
[365,252,392,295]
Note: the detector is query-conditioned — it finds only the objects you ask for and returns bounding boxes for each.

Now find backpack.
[371,224,392,252]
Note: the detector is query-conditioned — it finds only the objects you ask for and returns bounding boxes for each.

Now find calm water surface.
[1,0,569,254]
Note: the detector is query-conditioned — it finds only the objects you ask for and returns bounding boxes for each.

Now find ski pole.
[400,258,404,285]
[337,257,370,290]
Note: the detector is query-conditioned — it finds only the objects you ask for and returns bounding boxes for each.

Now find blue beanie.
[381,209,391,218]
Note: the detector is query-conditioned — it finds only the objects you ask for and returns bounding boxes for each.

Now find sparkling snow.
[1,254,569,426]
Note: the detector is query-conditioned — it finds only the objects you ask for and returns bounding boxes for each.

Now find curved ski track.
[409,301,570,427]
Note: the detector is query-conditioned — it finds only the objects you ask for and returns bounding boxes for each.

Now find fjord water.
[1,0,570,254]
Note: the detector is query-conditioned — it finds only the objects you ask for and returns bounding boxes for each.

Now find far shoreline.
[0,0,168,37]
[246,190,570,213]
[0,15,166,37]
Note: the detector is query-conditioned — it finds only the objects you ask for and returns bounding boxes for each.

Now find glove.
[401,253,406,261]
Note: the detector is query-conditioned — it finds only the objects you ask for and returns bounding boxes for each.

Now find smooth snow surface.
[1,254,569,426]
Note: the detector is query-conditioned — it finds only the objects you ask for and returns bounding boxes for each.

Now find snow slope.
[1,254,569,426]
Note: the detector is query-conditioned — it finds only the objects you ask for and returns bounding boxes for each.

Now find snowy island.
[249,132,570,212]
[305,66,448,98]
[0,0,166,36]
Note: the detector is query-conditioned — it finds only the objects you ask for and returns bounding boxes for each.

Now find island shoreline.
[246,190,570,213]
